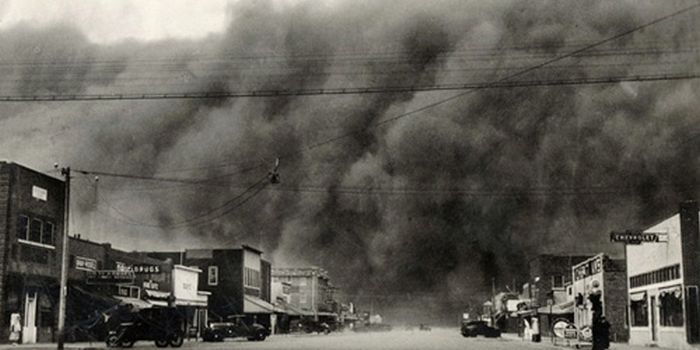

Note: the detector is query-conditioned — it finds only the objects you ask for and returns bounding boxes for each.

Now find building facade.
[571,253,628,342]
[148,245,274,329]
[271,267,337,321]
[0,162,65,344]
[626,200,700,349]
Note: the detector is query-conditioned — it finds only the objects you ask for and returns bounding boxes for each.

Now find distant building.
[625,200,700,349]
[148,245,274,329]
[271,267,338,323]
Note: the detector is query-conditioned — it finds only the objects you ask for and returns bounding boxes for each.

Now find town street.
[111,330,561,350]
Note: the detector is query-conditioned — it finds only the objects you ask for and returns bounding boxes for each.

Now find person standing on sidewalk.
[531,317,541,342]
[9,313,21,344]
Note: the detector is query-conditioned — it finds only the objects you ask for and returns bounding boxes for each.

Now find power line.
[0,72,697,102]
[81,172,270,229]
[274,2,700,162]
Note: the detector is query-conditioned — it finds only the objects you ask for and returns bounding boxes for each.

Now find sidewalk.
[0,343,105,350]
[501,333,671,350]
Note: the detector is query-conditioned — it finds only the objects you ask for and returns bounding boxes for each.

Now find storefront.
[571,253,628,342]
[170,265,209,338]
[625,201,700,349]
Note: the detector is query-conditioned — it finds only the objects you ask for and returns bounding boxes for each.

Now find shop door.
[22,292,37,344]
[650,296,658,342]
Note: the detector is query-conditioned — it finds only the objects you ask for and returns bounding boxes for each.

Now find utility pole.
[57,167,70,350]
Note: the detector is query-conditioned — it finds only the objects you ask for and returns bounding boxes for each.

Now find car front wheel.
[169,332,184,348]
[155,337,169,348]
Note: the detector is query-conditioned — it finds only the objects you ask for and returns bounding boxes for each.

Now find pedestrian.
[522,317,531,341]
[598,316,611,350]
[531,317,541,342]
[9,313,21,344]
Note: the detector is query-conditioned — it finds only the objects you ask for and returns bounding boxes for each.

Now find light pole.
[57,166,70,350]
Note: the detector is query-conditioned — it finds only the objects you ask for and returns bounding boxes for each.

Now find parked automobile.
[106,307,185,348]
[202,317,269,342]
[461,320,501,338]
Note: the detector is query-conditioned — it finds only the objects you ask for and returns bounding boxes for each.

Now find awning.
[244,295,275,314]
[276,302,313,316]
[537,301,574,315]
[115,296,152,309]
[174,291,209,307]
[144,289,171,299]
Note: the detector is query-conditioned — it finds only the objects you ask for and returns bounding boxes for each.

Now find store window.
[208,266,218,286]
[660,287,684,327]
[630,293,648,326]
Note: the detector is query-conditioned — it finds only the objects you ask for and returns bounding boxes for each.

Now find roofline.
[242,244,263,254]
[0,161,64,182]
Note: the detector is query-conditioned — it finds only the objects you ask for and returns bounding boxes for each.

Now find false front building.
[148,245,273,329]
[625,200,700,349]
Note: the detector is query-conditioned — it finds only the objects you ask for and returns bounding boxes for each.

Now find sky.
[0,0,698,323]
[0,0,230,43]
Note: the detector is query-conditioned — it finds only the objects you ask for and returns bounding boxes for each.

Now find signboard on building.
[74,256,98,271]
[129,264,161,274]
[86,270,135,285]
[574,256,603,281]
[31,186,47,201]
[610,231,667,244]
[142,280,159,290]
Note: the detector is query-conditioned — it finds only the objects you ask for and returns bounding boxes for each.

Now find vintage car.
[460,320,501,338]
[202,316,269,342]
[106,307,185,348]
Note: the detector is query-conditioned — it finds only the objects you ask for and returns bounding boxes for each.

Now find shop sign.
[552,319,576,339]
[75,256,97,271]
[143,280,159,290]
[129,264,161,274]
[574,256,603,281]
[87,270,136,285]
[610,231,667,244]
[32,186,47,201]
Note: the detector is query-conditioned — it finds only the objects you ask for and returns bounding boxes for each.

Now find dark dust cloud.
[0,0,699,323]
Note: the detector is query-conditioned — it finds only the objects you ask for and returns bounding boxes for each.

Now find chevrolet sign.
[610,231,667,244]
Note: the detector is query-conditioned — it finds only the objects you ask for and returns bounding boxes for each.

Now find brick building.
[0,162,65,344]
